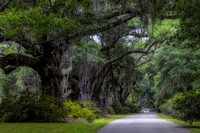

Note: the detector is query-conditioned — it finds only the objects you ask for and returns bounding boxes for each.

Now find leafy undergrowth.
[157,113,200,133]
[0,114,134,133]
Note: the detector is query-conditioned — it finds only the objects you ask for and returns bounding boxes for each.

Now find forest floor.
[0,114,133,133]
[157,113,200,133]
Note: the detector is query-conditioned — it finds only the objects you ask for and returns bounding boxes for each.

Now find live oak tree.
[0,0,159,107]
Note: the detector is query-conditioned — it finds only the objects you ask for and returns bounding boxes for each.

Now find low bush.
[80,101,102,118]
[169,90,200,124]
[125,102,139,113]
[107,107,115,114]
[112,101,122,114]
[120,107,131,114]
[112,101,139,114]
[63,101,96,121]
[159,102,177,117]
[0,91,64,122]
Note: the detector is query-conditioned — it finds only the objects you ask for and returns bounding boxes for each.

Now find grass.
[157,113,200,133]
[0,114,134,133]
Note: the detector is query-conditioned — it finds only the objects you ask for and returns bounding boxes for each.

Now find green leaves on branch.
[169,90,200,124]
[63,101,97,121]
[152,46,200,106]
[0,91,64,122]
[65,0,93,10]
[0,7,83,41]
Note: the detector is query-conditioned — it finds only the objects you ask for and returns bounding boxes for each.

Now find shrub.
[125,102,139,113]
[112,101,139,114]
[120,107,131,114]
[107,107,115,114]
[169,90,200,124]
[112,101,122,114]
[0,91,64,122]
[159,102,177,117]
[63,101,96,121]
[80,101,102,118]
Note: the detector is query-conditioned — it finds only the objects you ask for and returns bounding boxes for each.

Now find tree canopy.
[0,0,200,123]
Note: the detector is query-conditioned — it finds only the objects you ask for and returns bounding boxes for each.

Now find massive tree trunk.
[39,64,63,101]
[102,84,111,113]
[36,43,65,107]
[91,66,111,109]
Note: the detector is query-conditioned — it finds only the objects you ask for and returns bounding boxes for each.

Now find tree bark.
[36,43,64,107]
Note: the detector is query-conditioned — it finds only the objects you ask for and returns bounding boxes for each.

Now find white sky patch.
[91,35,101,44]
[90,32,149,46]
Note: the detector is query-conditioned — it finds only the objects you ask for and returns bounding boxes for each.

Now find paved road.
[97,113,190,133]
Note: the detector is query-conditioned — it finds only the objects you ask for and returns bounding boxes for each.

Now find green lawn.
[157,113,200,133]
[0,114,134,133]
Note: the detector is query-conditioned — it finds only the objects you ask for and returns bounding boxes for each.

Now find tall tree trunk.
[91,66,111,109]
[40,66,63,98]
[37,43,64,108]
[102,84,110,113]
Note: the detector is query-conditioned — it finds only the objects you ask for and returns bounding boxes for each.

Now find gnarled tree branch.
[0,54,39,73]
[72,13,138,38]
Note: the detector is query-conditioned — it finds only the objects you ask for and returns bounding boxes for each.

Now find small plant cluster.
[63,101,98,121]
[110,101,139,114]
[80,101,102,118]
[0,91,100,122]
[159,89,200,124]
[0,91,64,122]
[169,90,200,124]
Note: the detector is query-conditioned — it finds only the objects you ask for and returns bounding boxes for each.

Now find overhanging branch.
[104,8,135,20]
[138,58,154,67]
[105,50,147,66]
[1,28,41,56]
[2,66,18,74]
[95,50,147,77]
[128,32,148,38]
[0,54,39,73]
[72,13,138,38]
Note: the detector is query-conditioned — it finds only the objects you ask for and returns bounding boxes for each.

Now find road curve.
[97,113,190,133]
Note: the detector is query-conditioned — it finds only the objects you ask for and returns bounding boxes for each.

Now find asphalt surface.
[97,113,190,133]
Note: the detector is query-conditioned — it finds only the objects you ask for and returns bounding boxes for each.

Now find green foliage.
[120,107,131,114]
[65,0,93,10]
[125,102,139,113]
[152,46,200,106]
[0,43,25,55]
[63,101,96,121]
[0,91,64,122]
[0,7,83,41]
[112,101,122,114]
[149,19,180,39]
[133,77,155,108]
[107,107,115,114]
[159,102,170,114]
[80,101,102,118]
[112,101,139,114]
[0,72,18,95]
[159,102,177,117]
[0,67,40,97]
[71,40,106,66]
[175,0,200,49]
[169,90,200,124]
